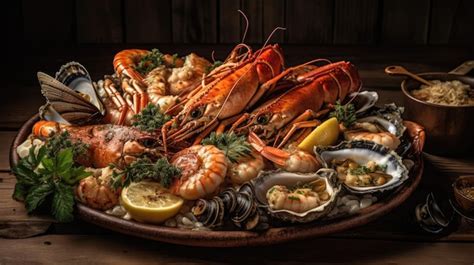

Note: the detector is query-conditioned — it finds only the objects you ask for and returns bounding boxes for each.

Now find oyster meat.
[316,140,409,193]
[253,169,341,223]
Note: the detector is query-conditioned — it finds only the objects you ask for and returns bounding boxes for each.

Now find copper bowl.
[453,175,474,213]
[397,62,474,156]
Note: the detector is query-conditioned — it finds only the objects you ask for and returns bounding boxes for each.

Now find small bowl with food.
[385,61,474,156]
[453,175,474,213]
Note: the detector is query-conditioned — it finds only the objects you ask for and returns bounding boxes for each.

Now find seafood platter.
[11,40,425,246]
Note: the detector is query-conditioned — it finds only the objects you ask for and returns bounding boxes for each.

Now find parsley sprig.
[349,164,387,175]
[12,145,90,223]
[329,101,356,128]
[110,157,181,190]
[201,132,252,163]
[135,49,164,75]
[132,104,171,132]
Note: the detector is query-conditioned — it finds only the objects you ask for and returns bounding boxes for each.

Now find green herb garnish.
[288,195,300,201]
[132,104,171,132]
[329,101,356,128]
[44,131,89,159]
[12,146,90,222]
[349,164,387,175]
[111,157,181,190]
[201,132,252,163]
[206,60,223,73]
[135,48,164,75]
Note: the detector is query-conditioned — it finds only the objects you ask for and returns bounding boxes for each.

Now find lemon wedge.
[121,181,183,224]
[298,117,340,152]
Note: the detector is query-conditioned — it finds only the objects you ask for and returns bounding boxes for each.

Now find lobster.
[231,61,361,148]
[32,120,163,168]
[160,44,284,153]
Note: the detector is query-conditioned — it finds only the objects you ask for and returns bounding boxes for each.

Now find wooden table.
[1,45,473,264]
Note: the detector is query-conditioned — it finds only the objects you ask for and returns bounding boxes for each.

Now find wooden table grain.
[1,46,473,264]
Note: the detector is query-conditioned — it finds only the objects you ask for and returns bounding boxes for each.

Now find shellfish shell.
[252,169,341,223]
[316,140,409,194]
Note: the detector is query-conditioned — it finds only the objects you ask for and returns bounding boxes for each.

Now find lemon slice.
[121,181,183,224]
[298,117,340,152]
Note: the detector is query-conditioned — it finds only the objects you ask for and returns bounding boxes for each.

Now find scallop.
[252,168,341,223]
[315,140,409,194]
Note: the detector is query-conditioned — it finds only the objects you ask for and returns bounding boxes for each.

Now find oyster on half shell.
[252,169,341,223]
[316,140,409,194]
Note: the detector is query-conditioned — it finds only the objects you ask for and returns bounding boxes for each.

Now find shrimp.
[266,179,330,213]
[344,131,400,150]
[227,151,265,185]
[171,145,228,200]
[75,167,120,210]
[248,132,320,173]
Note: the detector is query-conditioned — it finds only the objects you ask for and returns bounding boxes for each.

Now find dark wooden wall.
[13,0,474,47]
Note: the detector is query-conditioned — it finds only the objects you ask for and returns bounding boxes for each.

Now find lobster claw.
[255,44,284,83]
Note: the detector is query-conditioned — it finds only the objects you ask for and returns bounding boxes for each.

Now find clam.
[252,169,341,223]
[316,140,409,194]
[38,62,105,125]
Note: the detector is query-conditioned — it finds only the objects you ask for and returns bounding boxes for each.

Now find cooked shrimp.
[171,145,228,200]
[266,180,330,213]
[248,132,320,173]
[344,131,400,150]
[227,151,265,185]
[75,167,120,210]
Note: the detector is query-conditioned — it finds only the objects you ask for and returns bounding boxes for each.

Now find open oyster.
[252,169,341,223]
[316,140,409,194]
[348,91,379,114]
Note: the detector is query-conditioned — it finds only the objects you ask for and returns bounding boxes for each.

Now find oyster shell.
[316,140,409,193]
[347,91,379,114]
[367,103,406,137]
[252,169,341,223]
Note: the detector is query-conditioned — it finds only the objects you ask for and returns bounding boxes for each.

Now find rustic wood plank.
[241,0,263,43]
[22,0,75,47]
[172,0,217,43]
[285,0,333,44]
[429,0,474,45]
[218,0,241,43]
[262,0,285,43]
[124,0,172,43]
[333,0,378,44]
[0,235,473,264]
[76,0,123,43]
[0,132,16,171]
[0,173,53,223]
[381,0,430,44]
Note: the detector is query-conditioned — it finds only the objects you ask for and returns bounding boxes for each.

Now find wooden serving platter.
[10,114,424,247]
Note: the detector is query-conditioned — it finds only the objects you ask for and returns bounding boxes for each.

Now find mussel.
[38,62,105,125]
[191,184,268,230]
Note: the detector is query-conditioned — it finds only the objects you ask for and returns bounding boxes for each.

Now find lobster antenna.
[238,10,249,44]
[257,27,286,58]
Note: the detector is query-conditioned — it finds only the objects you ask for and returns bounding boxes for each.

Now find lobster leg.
[104,79,129,125]
[193,120,219,145]
[276,120,321,149]
[229,113,251,132]
[274,109,318,146]
[216,114,242,134]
